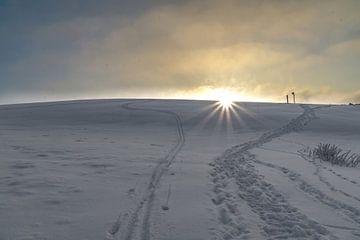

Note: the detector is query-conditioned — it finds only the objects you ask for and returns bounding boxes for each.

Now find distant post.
[286,95,289,104]
[292,92,296,104]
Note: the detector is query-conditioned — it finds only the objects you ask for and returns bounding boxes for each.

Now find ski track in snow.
[105,100,185,240]
[209,105,359,239]
[257,146,360,204]
[299,151,359,186]
[251,157,360,224]
[298,153,360,202]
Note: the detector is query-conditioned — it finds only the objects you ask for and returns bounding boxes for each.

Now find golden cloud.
[9,0,360,104]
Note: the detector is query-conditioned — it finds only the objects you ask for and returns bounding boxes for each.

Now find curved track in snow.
[210,105,350,239]
[105,100,185,240]
[298,152,360,200]
[256,146,360,204]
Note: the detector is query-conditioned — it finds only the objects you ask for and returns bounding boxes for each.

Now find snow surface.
[0,99,359,240]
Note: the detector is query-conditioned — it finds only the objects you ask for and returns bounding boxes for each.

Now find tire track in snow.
[210,105,339,239]
[105,100,185,240]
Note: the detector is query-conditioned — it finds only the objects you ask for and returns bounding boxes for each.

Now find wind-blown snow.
[0,100,359,239]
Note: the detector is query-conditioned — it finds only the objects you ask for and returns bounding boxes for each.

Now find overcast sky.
[1,0,359,104]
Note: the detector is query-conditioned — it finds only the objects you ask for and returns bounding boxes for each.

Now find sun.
[211,88,237,109]
[192,87,239,109]
[196,87,255,132]
[219,95,234,109]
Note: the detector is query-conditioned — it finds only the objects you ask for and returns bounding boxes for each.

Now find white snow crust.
[0,100,359,240]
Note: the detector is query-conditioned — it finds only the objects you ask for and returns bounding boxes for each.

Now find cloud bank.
[1,0,359,104]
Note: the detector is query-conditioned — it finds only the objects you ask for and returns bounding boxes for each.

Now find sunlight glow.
[207,88,238,104]
[178,86,268,103]
[212,88,237,109]
[218,96,234,109]
[183,87,258,133]
[191,88,256,134]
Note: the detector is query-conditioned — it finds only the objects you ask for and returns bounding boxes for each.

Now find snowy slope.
[0,100,359,240]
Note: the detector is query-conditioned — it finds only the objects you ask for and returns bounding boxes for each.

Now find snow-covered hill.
[0,100,359,240]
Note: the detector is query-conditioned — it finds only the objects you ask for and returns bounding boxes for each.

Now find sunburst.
[191,88,256,132]
[218,96,233,109]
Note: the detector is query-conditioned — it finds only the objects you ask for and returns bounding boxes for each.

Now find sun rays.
[214,100,241,131]
[218,96,234,109]
[186,87,259,133]
[192,100,253,134]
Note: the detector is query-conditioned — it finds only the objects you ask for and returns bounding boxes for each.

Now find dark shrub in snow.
[310,143,360,167]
